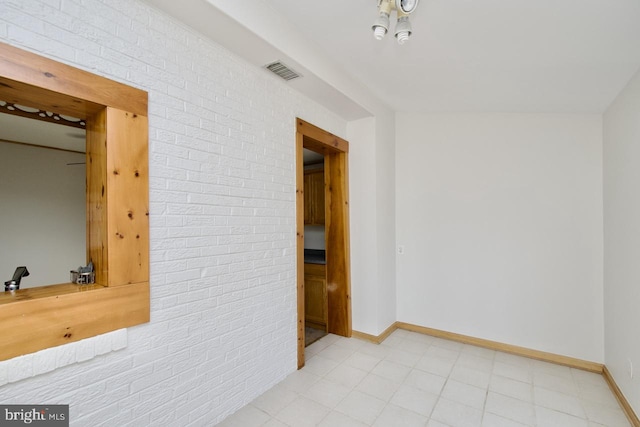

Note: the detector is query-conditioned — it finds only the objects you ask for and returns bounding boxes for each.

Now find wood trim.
[352,323,398,344]
[354,321,604,373]
[396,322,603,373]
[603,366,640,427]
[105,108,149,286]
[0,41,147,117]
[0,282,149,361]
[297,118,349,154]
[0,283,104,306]
[296,118,351,368]
[0,43,149,361]
[325,151,351,337]
[87,108,108,286]
[296,131,305,369]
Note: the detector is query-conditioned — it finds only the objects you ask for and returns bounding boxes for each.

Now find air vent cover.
[265,61,301,81]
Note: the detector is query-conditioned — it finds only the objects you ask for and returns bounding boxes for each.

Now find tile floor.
[218,329,631,427]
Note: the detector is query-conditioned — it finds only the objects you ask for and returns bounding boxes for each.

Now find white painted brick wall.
[0,0,347,425]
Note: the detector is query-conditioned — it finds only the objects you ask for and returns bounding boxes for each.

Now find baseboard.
[352,322,398,344]
[603,366,640,427]
[396,322,603,373]
[353,321,639,424]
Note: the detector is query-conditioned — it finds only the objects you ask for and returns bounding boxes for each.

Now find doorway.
[296,118,351,369]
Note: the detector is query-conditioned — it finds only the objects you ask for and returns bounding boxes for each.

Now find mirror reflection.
[0,112,86,289]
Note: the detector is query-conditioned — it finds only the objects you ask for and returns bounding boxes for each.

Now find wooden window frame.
[0,42,150,361]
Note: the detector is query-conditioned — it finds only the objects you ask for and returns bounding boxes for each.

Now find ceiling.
[148,0,640,116]
[264,0,640,113]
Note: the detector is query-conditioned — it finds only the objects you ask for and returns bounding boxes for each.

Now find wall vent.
[265,61,301,81]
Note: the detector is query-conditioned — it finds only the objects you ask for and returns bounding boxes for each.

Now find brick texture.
[0,0,346,425]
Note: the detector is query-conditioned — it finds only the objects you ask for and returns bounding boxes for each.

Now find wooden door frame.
[296,118,351,369]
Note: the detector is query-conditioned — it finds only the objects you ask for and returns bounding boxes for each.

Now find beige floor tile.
[303,378,352,409]
[250,384,299,416]
[532,360,574,379]
[578,382,622,409]
[533,386,586,418]
[535,406,589,427]
[359,341,393,358]
[493,361,532,384]
[320,343,356,363]
[335,390,386,425]
[533,371,578,396]
[344,351,383,372]
[279,369,321,393]
[494,352,533,369]
[583,401,631,426]
[216,332,631,427]
[303,354,340,377]
[355,373,402,402]
[449,365,491,389]
[425,345,460,361]
[325,363,369,389]
[386,347,422,367]
[415,354,456,377]
[431,337,464,352]
[400,338,432,355]
[482,412,529,426]
[217,404,270,427]
[461,344,496,361]
[373,403,428,427]
[371,359,412,383]
[318,411,369,427]
[262,419,289,427]
[390,384,439,417]
[456,353,495,373]
[404,369,447,395]
[485,391,536,426]
[441,379,487,410]
[333,336,367,352]
[275,396,330,427]
[489,375,533,403]
[430,398,483,427]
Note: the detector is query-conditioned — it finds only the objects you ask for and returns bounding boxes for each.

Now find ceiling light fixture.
[396,0,419,14]
[372,0,419,45]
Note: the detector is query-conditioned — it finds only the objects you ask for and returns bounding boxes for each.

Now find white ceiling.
[265,0,640,113]
[148,0,640,116]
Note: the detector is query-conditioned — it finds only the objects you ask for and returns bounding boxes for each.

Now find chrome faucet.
[4,266,30,291]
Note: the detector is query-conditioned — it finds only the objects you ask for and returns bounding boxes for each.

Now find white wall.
[348,117,379,334]
[348,115,397,336]
[0,142,85,288]
[374,113,397,332]
[604,68,640,414]
[0,1,347,425]
[396,113,604,362]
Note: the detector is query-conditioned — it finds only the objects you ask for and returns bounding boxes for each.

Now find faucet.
[4,266,30,292]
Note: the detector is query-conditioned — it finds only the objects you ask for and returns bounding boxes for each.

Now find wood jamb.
[296,118,351,369]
